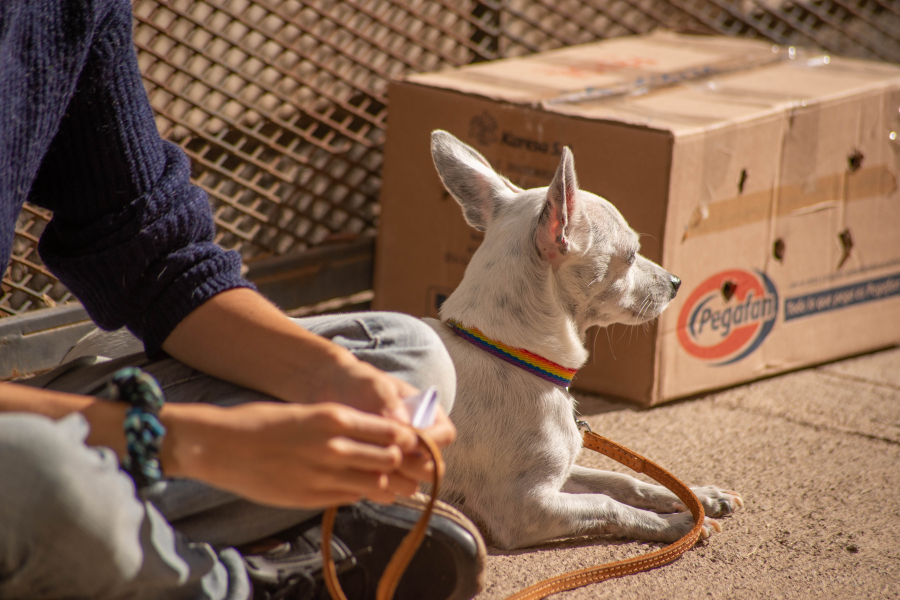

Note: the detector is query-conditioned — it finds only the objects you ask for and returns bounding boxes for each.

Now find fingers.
[382,472,419,500]
[327,436,404,472]
[318,469,393,503]
[317,359,418,424]
[327,468,418,503]
[368,371,413,423]
[391,406,455,483]
[195,402,432,510]
[420,406,456,448]
[316,403,419,452]
[308,404,442,488]
[394,376,419,398]
[312,406,431,494]
[397,452,435,483]
[387,401,411,424]
[334,428,438,487]
[384,376,418,423]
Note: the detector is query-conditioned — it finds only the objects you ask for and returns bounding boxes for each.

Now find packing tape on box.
[683,164,897,240]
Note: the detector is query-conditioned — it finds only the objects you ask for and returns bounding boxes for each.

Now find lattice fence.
[4,0,899,316]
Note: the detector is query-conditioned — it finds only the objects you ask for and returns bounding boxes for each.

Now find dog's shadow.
[570,392,638,418]
[488,534,666,556]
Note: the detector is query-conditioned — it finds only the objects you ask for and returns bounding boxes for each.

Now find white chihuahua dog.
[425,131,742,550]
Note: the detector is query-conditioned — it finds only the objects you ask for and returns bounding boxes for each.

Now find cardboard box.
[373,31,900,405]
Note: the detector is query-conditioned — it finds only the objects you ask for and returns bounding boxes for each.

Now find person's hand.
[301,352,418,421]
[298,353,457,484]
[163,401,423,508]
[396,405,455,483]
[159,288,457,491]
[161,289,456,449]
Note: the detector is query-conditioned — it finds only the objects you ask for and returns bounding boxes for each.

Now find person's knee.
[364,311,443,349]
[360,312,457,412]
[294,311,458,412]
[0,414,145,595]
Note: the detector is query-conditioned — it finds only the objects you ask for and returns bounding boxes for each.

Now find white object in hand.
[403,386,439,429]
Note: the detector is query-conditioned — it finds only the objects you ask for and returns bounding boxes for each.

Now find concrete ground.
[473,347,900,600]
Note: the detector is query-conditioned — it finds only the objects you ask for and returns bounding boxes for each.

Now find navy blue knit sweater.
[1,0,252,356]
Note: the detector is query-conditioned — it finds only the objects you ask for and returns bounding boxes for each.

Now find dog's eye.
[627,253,637,265]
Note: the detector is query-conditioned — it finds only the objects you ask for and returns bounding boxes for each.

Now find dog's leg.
[563,465,743,517]
[480,488,722,550]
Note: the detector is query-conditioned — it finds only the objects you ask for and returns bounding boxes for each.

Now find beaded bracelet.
[107,367,167,488]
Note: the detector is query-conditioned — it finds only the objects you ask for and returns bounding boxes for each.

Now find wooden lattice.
[4,0,898,316]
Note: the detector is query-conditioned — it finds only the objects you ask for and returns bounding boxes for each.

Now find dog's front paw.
[687,486,743,517]
[698,517,723,540]
[658,511,721,542]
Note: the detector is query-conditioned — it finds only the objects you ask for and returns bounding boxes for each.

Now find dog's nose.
[670,275,682,297]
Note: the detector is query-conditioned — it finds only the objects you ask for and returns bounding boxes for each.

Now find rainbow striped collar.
[445,320,578,388]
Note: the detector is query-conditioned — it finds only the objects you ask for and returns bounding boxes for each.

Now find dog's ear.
[431,130,518,231]
[538,147,578,260]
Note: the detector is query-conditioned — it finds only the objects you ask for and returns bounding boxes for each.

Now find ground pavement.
[473,346,900,600]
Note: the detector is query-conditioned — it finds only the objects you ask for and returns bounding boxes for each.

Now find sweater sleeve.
[25,0,254,357]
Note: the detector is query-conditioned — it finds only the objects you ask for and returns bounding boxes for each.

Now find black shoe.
[242,495,485,600]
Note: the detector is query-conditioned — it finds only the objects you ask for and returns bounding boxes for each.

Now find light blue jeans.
[0,312,455,600]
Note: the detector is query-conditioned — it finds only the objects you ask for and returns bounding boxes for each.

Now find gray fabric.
[0,413,247,600]
[0,312,456,599]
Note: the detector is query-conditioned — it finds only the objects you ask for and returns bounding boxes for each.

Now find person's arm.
[161,287,457,454]
[0,383,420,507]
[4,0,447,506]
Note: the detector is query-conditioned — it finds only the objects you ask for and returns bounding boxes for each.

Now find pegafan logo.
[677,269,778,366]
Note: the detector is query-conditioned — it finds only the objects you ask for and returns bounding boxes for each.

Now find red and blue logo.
[677,269,778,366]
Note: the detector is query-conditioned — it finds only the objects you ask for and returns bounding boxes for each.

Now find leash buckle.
[575,419,592,434]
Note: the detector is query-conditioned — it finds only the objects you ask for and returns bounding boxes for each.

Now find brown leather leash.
[322,431,445,600]
[321,429,705,600]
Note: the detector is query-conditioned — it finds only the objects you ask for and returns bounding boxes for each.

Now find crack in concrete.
[815,369,900,393]
[719,402,900,448]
